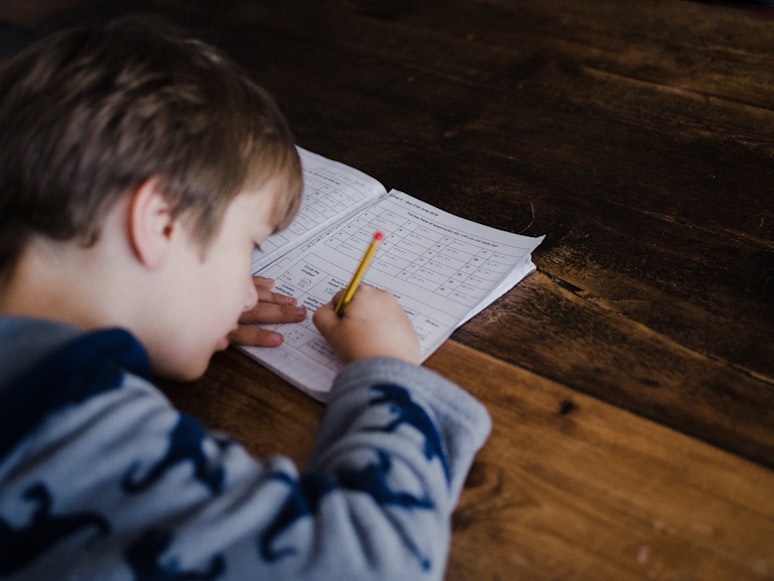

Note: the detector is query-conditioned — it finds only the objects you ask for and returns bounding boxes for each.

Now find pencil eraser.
[374,231,384,241]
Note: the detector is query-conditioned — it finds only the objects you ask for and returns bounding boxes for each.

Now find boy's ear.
[128,178,176,270]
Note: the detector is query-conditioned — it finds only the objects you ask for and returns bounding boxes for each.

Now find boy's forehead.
[237,177,286,231]
[249,170,301,233]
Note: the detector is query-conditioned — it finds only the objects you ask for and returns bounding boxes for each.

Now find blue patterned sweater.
[0,317,491,580]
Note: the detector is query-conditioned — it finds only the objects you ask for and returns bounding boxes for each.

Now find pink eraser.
[374,231,384,241]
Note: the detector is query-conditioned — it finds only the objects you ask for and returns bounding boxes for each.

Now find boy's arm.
[285,285,489,574]
[242,285,490,577]
[299,355,492,576]
[316,356,490,512]
[233,285,488,577]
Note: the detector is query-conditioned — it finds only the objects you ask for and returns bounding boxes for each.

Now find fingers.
[312,286,421,365]
[252,276,276,290]
[252,276,298,306]
[311,295,340,335]
[229,325,284,347]
[239,301,306,325]
[231,277,306,348]
[240,276,306,325]
[256,286,296,306]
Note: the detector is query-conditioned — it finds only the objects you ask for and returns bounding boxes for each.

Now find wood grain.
[434,342,774,581]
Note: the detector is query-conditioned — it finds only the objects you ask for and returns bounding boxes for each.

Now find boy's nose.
[244,276,259,311]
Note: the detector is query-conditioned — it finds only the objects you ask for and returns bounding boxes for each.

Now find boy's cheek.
[147,340,214,381]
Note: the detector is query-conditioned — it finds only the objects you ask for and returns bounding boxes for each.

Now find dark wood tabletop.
[4,0,773,578]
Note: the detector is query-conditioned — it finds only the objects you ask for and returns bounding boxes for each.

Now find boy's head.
[0,16,302,287]
[0,17,303,379]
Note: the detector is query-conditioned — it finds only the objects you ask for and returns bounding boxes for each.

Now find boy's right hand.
[313,285,420,365]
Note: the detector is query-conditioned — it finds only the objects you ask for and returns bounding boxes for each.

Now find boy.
[0,17,491,580]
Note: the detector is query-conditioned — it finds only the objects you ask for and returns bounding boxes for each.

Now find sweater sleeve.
[297,356,492,578]
[318,356,492,510]
[0,355,490,580]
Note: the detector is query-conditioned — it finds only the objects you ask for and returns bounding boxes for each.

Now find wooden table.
[4,1,773,578]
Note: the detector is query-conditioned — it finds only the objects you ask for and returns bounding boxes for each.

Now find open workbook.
[238,148,544,400]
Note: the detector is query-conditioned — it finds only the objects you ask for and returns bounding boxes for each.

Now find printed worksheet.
[240,182,543,400]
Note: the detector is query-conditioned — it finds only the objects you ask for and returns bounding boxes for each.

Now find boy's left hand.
[229,277,306,347]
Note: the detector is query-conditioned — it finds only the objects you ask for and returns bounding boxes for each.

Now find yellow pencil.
[335,231,384,315]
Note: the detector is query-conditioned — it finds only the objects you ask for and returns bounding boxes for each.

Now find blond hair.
[0,17,302,283]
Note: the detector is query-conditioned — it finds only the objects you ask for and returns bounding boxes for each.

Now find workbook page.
[251,147,387,272]
[240,190,543,400]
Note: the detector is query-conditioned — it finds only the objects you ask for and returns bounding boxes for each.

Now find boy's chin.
[153,354,212,382]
